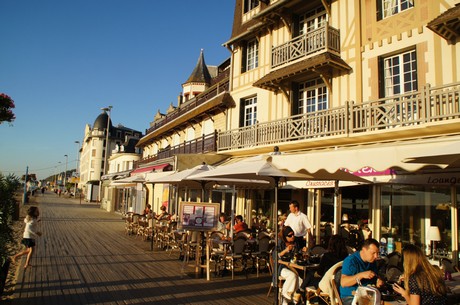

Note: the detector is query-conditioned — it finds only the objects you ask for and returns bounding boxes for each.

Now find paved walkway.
[11,192,274,305]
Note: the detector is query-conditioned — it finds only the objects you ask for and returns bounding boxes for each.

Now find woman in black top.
[393,244,447,305]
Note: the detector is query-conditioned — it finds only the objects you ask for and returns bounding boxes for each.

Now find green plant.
[0,173,21,261]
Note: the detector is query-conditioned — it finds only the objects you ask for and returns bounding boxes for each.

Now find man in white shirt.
[284,200,313,249]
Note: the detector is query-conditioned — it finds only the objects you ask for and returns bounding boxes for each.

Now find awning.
[145,171,176,183]
[130,163,170,175]
[110,175,145,187]
[270,137,458,175]
[402,141,460,168]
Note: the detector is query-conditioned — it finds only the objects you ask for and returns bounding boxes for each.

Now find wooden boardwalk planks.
[12,194,274,305]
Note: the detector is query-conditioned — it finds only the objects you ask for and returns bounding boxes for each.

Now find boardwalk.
[12,193,274,305]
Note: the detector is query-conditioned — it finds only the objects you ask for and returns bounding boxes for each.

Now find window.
[383,50,417,97]
[298,78,328,114]
[298,7,327,35]
[380,0,414,19]
[242,39,259,72]
[240,96,257,127]
[91,149,96,157]
[244,0,259,13]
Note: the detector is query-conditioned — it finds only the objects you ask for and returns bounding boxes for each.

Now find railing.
[145,74,229,135]
[272,25,340,68]
[218,82,460,151]
[135,132,218,167]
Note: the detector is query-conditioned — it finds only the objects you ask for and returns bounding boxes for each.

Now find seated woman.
[154,205,170,221]
[393,244,448,305]
[276,226,303,305]
[298,234,349,297]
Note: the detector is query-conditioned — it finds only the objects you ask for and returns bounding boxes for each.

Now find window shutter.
[241,41,248,73]
[292,14,300,38]
[378,57,385,98]
[376,0,383,21]
[239,99,245,127]
[291,82,300,115]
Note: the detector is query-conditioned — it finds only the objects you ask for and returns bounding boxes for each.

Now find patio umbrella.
[148,162,270,280]
[188,155,314,303]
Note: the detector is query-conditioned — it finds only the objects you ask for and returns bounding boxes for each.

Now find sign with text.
[178,202,220,231]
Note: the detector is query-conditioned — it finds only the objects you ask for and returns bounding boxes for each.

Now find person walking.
[393,244,448,305]
[12,206,42,269]
[283,200,313,249]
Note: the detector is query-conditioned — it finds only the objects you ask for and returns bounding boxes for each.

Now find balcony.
[135,132,218,167]
[271,25,340,69]
[218,82,460,152]
[145,72,230,136]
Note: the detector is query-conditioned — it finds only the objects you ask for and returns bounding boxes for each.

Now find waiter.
[284,200,313,249]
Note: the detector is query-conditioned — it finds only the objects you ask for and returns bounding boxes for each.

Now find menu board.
[178,202,220,231]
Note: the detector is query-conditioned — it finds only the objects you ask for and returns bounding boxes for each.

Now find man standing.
[340,238,383,305]
[283,200,312,249]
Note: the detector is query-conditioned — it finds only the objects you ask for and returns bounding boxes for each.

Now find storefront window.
[381,185,452,257]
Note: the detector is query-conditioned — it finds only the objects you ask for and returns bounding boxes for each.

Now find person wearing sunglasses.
[276,226,303,304]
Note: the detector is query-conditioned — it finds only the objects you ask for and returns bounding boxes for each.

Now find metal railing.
[272,25,340,68]
[218,82,460,151]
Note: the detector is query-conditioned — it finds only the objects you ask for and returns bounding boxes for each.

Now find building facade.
[79,110,142,202]
[220,0,459,260]
[135,50,233,215]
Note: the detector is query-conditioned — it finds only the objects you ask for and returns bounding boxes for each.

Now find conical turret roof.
[184,49,212,84]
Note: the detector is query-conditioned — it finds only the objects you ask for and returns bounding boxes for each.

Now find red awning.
[130,163,170,175]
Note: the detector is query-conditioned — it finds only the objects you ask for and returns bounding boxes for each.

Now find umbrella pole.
[274,177,279,305]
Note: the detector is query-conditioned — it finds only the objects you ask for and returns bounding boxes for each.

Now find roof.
[184,50,212,84]
[427,4,460,43]
[93,111,113,130]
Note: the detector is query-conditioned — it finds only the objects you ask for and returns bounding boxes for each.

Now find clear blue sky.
[0,0,235,180]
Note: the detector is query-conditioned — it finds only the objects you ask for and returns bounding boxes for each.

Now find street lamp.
[64,154,68,190]
[54,161,61,190]
[99,106,112,202]
[74,141,80,195]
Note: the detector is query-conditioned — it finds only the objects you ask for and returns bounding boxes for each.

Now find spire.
[184,49,212,84]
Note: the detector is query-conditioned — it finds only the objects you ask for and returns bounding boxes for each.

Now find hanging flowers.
[0,93,16,124]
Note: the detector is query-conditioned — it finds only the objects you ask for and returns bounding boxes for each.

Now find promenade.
[11,192,273,305]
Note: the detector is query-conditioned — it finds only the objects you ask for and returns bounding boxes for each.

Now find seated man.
[340,238,383,305]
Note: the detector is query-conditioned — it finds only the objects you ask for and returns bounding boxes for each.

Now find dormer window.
[244,0,259,13]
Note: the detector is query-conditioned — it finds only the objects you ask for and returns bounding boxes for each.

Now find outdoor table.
[278,260,319,279]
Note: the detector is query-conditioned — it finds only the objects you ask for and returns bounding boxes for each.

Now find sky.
[0,0,235,180]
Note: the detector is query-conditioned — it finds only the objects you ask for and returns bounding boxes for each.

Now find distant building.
[79,110,142,202]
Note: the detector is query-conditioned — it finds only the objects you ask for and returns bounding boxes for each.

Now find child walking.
[12,206,42,269]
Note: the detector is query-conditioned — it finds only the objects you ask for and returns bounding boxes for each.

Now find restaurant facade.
[132,0,460,264]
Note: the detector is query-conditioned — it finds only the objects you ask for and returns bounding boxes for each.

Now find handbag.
[351,279,381,305]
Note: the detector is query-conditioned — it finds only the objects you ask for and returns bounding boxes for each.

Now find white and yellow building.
[220,0,459,260]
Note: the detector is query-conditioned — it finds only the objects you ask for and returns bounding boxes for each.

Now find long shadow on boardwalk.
[12,194,274,305]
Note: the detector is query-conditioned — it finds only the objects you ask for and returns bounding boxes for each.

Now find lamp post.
[99,106,112,202]
[64,154,68,191]
[74,141,80,196]
[54,161,61,190]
